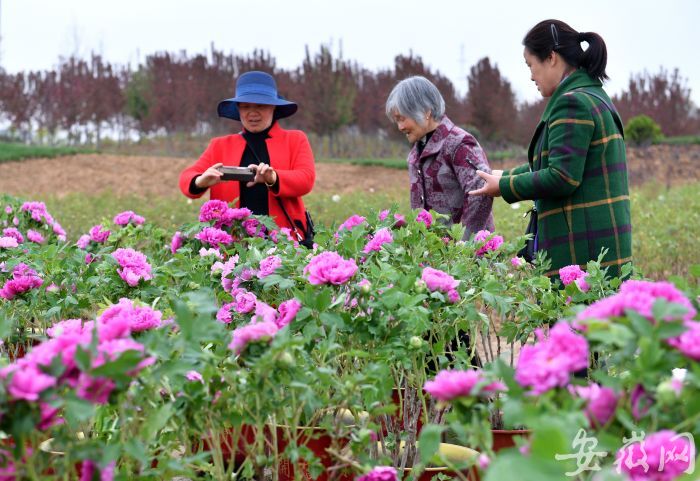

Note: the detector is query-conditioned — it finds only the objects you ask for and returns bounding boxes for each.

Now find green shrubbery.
[625,114,663,146]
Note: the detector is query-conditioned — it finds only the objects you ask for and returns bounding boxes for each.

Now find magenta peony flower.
[304,251,358,285]
[559,265,586,285]
[7,365,57,401]
[111,248,152,287]
[113,210,145,226]
[195,226,233,248]
[76,234,90,249]
[228,321,279,354]
[20,201,54,224]
[170,231,184,254]
[2,228,23,244]
[424,369,506,401]
[357,466,398,481]
[363,228,393,253]
[258,255,282,278]
[0,263,43,300]
[378,210,390,221]
[80,460,116,481]
[242,218,263,237]
[447,289,460,304]
[393,213,406,228]
[668,321,700,360]
[421,267,459,293]
[276,299,302,328]
[98,298,162,334]
[253,301,278,323]
[570,383,619,426]
[198,200,230,223]
[89,225,111,243]
[52,222,67,241]
[474,230,504,256]
[26,229,45,244]
[515,322,589,395]
[415,209,433,228]
[75,373,116,404]
[46,319,85,338]
[578,280,696,323]
[337,214,366,235]
[615,430,694,481]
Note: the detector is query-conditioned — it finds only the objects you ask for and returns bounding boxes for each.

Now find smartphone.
[218,166,256,182]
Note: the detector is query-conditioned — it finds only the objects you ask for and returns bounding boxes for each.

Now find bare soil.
[0,144,697,199]
[0,154,408,199]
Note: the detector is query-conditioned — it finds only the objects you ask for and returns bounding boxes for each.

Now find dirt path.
[0,154,408,198]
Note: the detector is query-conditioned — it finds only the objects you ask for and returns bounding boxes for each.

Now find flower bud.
[414,279,427,293]
[409,336,423,349]
[277,351,295,368]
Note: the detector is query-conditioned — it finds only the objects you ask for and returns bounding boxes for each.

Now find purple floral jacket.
[408,116,494,237]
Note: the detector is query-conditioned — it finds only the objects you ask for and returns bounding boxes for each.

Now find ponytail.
[523,20,609,83]
[578,31,609,82]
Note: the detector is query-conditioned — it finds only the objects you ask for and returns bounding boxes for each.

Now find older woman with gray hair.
[386,76,494,237]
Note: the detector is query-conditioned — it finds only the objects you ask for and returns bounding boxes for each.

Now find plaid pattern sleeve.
[502,163,530,177]
[500,94,595,203]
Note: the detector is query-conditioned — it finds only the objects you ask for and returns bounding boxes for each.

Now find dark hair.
[523,19,608,82]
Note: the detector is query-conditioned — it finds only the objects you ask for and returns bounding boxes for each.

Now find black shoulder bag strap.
[241,137,305,242]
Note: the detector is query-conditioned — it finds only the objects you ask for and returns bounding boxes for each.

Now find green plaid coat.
[500,70,632,278]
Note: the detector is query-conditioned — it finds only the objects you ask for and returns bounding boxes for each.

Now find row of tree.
[0,45,697,147]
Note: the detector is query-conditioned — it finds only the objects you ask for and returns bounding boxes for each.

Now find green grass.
[654,135,700,145]
[0,142,93,163]
[28,181,700,281]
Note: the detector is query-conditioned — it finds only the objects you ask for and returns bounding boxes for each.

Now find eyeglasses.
[550,23,560,50]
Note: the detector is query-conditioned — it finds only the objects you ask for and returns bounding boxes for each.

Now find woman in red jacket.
[179,71,315,242]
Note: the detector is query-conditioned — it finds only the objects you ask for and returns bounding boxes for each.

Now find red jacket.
[179,122,315,236]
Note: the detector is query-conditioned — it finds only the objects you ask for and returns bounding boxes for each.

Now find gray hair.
[385,76,446,125]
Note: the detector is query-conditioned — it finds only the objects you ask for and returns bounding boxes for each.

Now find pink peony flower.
[199,200,230,223]
[235,291,257,314]
[378,210,390,221]
[474,230,504,256]
[515,322,589,395]
[415,209,433,228]
[80,460,116,481]
[424,369,506,401]
[0,237,18,248]
[228,321,279,354]
[52,222,67,241]
[20,201,53,224]
[336,215,366,235]
[258,255,282,278]
[98,298,162,334]
[199,247,223,258]
[667,321,700,360]
[615,430,694,481]
[570,383,619,426]
[242,218,263,237]
[559,265,586,285]
[357,466,398,481]
[511,257,525,268]
[216,302,236,324]
[447,289,460,304]
[363,228,393,253]
[253,301,278,323]
[195,227,233,248]
[111,248,152,287]
[304,251,358,285]
[0,263,43,300]
[393,214,406,228]
[89,225,111,243]
[421,267,459,293]
[276,299,302,329]
[185,370,204,383]
[170,231,184,254]
[76,234,91,249]
[7,366,57,401]
[2,228,23,244]
[578,280,696,323]
[75,373,116,404]
[26,229,44,244]
[113,211,145,226]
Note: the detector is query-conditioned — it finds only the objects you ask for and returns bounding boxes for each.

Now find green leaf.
[91,350,144,378]
[418,424,443,464]
[139,403,175,440]
[689,264,700,278]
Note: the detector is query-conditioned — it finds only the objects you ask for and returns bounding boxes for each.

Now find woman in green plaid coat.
[470,19,632,279]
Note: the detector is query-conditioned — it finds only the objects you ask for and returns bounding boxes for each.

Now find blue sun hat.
[217,71,298,121]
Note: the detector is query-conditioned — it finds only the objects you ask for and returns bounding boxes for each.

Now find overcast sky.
[2,0,699,106]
